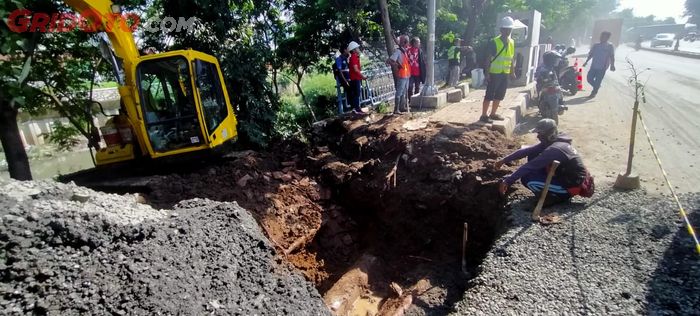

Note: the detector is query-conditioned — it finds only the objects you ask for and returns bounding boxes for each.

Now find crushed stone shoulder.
[0,180,328,315]
[452,189,700,315]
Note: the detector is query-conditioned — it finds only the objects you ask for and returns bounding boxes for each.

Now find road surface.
[554,45,700,194]
[642,39,700,54]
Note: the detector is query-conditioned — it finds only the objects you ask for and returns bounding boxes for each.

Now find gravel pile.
[452,189,700,315]
[0,180,328,315]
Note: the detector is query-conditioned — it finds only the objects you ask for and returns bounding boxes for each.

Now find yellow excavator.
[65,0,238,166]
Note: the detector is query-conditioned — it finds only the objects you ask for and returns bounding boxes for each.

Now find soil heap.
[0,180,327,315]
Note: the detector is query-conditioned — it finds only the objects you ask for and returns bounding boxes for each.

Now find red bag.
[567,170,595,197]
[579,171,595,197]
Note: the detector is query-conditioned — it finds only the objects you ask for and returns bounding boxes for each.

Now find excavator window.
[137,56,204,153]
[194,59,228,135]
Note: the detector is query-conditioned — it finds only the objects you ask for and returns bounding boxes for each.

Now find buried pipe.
[461,222,468,275]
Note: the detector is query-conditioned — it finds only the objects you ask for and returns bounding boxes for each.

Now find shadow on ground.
[565,96,594,106]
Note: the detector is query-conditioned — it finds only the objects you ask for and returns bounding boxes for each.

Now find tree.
[148,0,286,147]
[1,0,144,180]
[379,0,395,56]
[464,0,487,45]
[0,0,53,180]
[686,0,700,24]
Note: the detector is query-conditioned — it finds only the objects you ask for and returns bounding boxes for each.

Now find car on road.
[684,32,697,42]
[651,33,675,47]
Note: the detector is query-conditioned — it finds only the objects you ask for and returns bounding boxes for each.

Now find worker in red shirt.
[347,41,367,114]
[406,37,425,97]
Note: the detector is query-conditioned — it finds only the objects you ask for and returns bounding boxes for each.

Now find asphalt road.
[553,45,700,194]
[643,39,700,53]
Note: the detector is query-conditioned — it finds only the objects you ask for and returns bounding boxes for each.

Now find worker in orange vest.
[387,35,412,114]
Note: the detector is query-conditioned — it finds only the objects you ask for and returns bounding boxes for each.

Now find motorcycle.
[552,45,578,96]
[635,36,643,51]
[535,54,567,124]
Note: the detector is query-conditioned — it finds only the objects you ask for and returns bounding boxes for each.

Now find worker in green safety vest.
[481,16,517,123]
[447,38,463,87]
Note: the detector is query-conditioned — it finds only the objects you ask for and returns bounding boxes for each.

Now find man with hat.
[481,16,517,123]
[494,119,593,206]
[347,41,367,114]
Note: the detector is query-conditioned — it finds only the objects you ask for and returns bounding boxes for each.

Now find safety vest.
[447,45,460,61]
[397,50,411,78]
[489,36,515,74]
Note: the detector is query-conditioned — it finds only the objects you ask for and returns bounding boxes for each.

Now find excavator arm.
[63,0,238,166]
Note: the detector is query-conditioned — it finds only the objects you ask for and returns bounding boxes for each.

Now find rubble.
[0,180,327,315]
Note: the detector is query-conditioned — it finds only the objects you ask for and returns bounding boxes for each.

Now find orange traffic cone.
[577,67,583,91]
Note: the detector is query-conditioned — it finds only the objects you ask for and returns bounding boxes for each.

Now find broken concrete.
[447,89,463,103]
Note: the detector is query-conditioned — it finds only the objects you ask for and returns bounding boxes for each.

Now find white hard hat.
[347,41,360,52]
[500,16,515,29]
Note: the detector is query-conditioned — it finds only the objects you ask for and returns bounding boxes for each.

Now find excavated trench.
[300,116,517,314]
[68,115,519,314]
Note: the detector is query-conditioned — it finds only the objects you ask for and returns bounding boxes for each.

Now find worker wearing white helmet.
[347,41,367,114]
[481,16,517,123]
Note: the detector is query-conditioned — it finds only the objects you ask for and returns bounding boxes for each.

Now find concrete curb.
[489,91,529,138]
[626,43,700,59]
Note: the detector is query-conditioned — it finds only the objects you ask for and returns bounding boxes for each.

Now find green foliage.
[1,0,142,159]
[376,102,390,114]
[441,32,457,44]
[45,121,81,152]
[149,0,284,147]
[273,99,311,142]
[302,73,336,115]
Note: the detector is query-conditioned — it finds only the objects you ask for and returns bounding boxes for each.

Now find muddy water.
[1,149,94,180]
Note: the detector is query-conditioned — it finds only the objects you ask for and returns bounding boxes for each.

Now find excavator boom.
[63,0,238,166]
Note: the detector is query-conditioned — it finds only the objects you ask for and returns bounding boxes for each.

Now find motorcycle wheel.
[560,69,578,96]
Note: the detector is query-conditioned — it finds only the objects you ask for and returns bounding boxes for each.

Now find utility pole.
[422,0,437,96]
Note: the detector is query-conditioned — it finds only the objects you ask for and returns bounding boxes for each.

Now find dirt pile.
[141,150,357,287]
[0,180,327,315]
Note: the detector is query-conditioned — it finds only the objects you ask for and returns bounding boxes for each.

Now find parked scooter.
[552,45,578,96]
[535,51,567,124]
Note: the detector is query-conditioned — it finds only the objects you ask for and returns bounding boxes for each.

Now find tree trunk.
[378,0,394,56]
[294,70,317,122]
[460,0,470,22]
[464,0,485,45]
[0,102,32,180]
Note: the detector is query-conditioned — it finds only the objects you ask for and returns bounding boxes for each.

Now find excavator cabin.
[64,0,238,165]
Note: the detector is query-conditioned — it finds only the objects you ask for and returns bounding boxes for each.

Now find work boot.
[489,113,505,121]
[479,115,493,123]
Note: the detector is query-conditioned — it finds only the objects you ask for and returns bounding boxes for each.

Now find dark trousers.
[409,75,421,96]
[587,68,607,94]
[349,80,362,111]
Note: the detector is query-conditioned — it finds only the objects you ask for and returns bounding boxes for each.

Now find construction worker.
[481,16,516,123]
[387,35,411,114]
[447,38,462,87]
[348,41,367,114]
[494,119,594,206]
